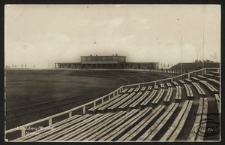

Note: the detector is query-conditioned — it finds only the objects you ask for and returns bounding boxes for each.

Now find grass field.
[5,69,171,129]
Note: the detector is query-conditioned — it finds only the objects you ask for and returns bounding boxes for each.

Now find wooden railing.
[5,68,219,140]
[5,86,123,140]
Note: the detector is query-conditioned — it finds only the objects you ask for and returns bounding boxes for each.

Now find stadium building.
[55,54,159,69]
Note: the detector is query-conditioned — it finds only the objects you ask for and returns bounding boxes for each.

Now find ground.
[5,69,170,129]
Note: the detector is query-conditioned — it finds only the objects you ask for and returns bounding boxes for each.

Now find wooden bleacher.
[184,84,194,99]
[163,87,173,103]
[188,98,208,141]
[9,68,220,142]
[152,89,165,104]
[192,82,206,96]
[161,100,193,141]
[137,103,179,140]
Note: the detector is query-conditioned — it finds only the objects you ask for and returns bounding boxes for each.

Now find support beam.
[21,128,26,137]
[83,106,86,114]
[49,118,52,126]
[69,112,72,118]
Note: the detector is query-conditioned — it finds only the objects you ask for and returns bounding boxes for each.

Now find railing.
[121,68,219,89]
[5,86,123,140]
[5,68,219,140]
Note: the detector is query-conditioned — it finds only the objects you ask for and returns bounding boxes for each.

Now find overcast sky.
[5,5,220,69]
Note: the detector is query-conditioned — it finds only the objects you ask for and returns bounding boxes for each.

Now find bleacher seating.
[166,82,172,87]
[163,87,173,103]
[161,100,193,141]
[121,88,128,93]
[192,82,206,96]
[188,98,208,141]
[215,94,220,113]
[9,69,220,142]
[184,84,194,99]
[175,86,182,101]
[128,88,134,93]
[137,103,179,140]
[200,80,218,93]
[152,89,165,104]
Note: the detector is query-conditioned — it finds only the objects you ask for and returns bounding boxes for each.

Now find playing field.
[5,69,170,129]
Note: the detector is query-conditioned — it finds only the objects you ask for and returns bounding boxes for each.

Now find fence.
[5,68,219,140]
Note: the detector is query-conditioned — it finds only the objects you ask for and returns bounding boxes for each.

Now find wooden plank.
[101,107,152,141]
[89,94,122,111]
[172,81,179,86]
[200,80,218,93]
[160,83,165,88]
[160,100,189,141]
[154,84,158,89]
[55,113,115,141]
[196,98,208,141]
[24,113,102,141]
[188,98,204,141]
[169,100,193,141]
[140,90,157,106]
[97,94,128,111]
[14,114,82,141]
[134,87,140,92]
[145,103,179,140]
[191,77,200,82]
[121,88,128,93]
[209,71,220,76]
[72,111,126,141]
[184,84,194,98]
[192,82,206,95]
[108,92,136,110]
[163,87,173,102]
[215,94,220,113]
[118,92,143,109]
[129,91,150,108]
[85,109,139,141]
[175,86,182,100]
[141,86,146,91]
[137,103,177,141]
[185,79,192,83]
[207,78,220,87]
[197,75,207,80]
[166,82,172,87]
[148,86,153,90]
[118,105,165,141]
[128,88,134,93]
[36,114,107,141]
[152,89,165,104]
[179,80,186,84]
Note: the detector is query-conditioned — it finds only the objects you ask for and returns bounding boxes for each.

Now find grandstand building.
[55,54,159,69]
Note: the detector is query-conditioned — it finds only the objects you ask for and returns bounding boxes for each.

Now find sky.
[5,5,221,69]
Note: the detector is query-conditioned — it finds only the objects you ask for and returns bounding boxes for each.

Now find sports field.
[5,69,171,129]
